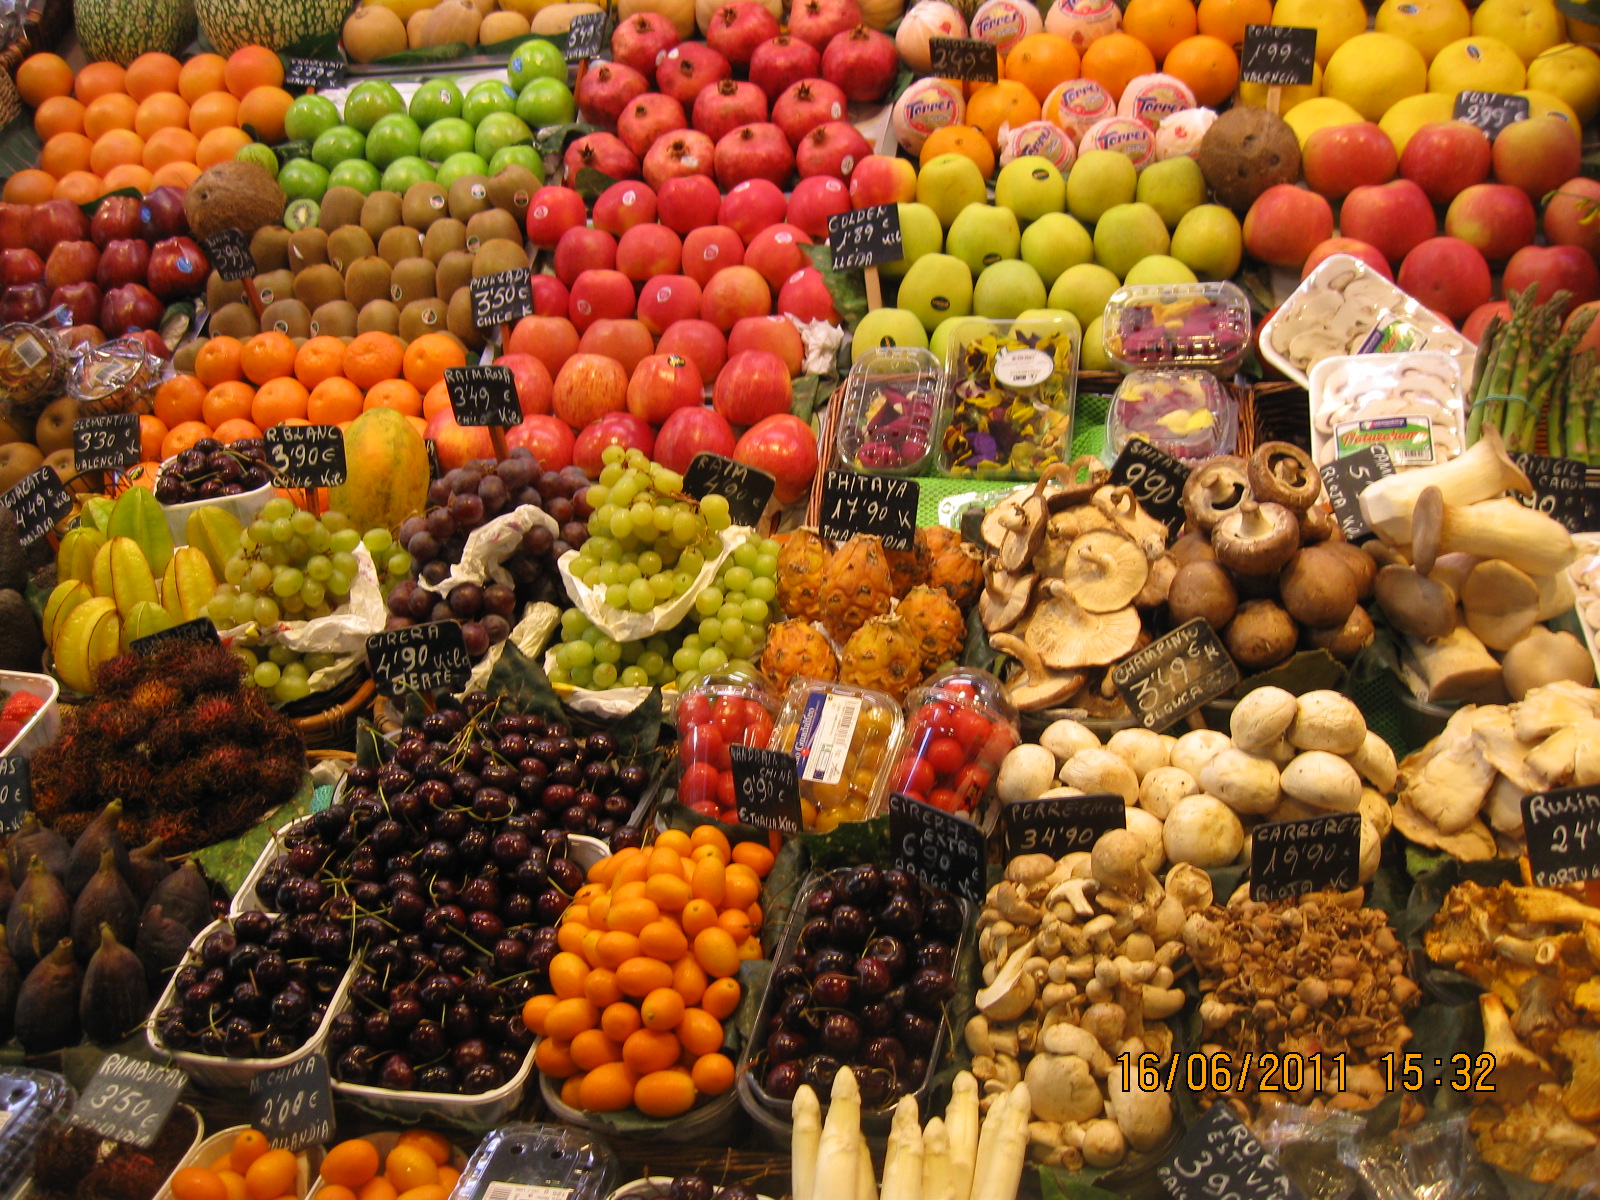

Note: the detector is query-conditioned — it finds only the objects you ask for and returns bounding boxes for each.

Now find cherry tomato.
[679,692,713,727]
[927,788,961,812]
[681,762,721,808]
[976,725,1017,768]
[716,769,737,812]
[745,710,775,748]
[924,736,967,778]
[682,722,726,767]
[712,696,747,742]
[893,758,937,796]
[950,705,992,752]
[951,763,993,808]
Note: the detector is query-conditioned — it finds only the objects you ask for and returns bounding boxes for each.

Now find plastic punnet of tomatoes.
[676,675,780,824]
[889,668,1019,815]
[768,679,905,832]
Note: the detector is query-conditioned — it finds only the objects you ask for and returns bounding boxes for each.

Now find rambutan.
[187,694,245,742]
[144,716,187,761]
[165,644,247,697]
[91,652,147,696]
[128,680,181,714]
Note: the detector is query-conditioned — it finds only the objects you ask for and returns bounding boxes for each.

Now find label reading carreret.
[994,347,1054,388]
[793,692,862,787]
[1333,416,1436,467]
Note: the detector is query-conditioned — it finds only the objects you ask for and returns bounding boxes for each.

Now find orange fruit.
[189,91,241,137]
[231,1131,269,1172]
[197,127,252,169]
[633,1068,696,1118]
[639,918,688,962]
[422,379,452,418]
[1162,34,1238,105]
[570,1028,622,1071]
[717,908,752,944]
[362,378,422,416]
[125,53,183,101]
[692,927,739,979]
[224,47,285,99]
[215,1172,251,1200]
[359,1179,397,1200]
[138,414,169,461]
[645,872,691,913]
[549,949,591,999]
[680,898,717,937]
[162,419,214,458]
[385,1145,438,1192]
[151,160,201,189]
[42,172,93,205]
[84,93,139,139]
[621,1027,680,1074]
[214,417,265,444]
[688,825,730,855]
[319,1139,380,1188]
[545,996,600,1040]
[601,999,643,1041]
[963,80,1042,149]
[17,54,74,106]
[135,92,191,138]
[678,1006,725,1056]
[179,53,229,103]
[722,863,760,909]
[560,1075,584,1107]
[39,132,93,177]
[583,966,623,1008]
[615,956,674,998]
[1122,0,1198,61]
[195,336,245,386]
[294,335,346,387]
[171,1168,228,1200]
[1081,31,1158,100]
[344,331,406,387]
[401,332,467,391]
[700,976,740,1019]
[151,373,199,433]
[101,163,153,193]
[691,1052,735,1095]
[1196,0,1273,48]
[143,127,199,171]
[240,330,297,383]
[919,124,997,176]
[244,1149,298,1200]
[90,129,145,175]
[74,61,127,104]
[307,377,366,424]
[522,993,558,1034]
[34,95,86,139]
[394,1132,453,1167]
[730,841,775,876]
[203,380,257,426]
[577,1061,638,1112]
[640,986,685,1031]
[252,376,310,427]
[1004,33,1083,101]
[238,86,293,144]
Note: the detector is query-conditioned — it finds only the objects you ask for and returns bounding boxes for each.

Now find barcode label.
[484,1185,572,1200]
[14,334,46,368]
[797,693,861,786]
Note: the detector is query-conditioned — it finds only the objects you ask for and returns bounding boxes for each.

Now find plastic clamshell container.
[1102,282,1252,374]
[736,867,974,1138]
[1307,351,1465,472]
[1105,369,1239,464]
[146,919,353,1090]
[888,667,1019,817]
[0,322,64,413]
[834,346,947,476]
[674,674,781,821]
[1259,253,1475,389]
[539,1072,742,1141]
[67,336,161,416]
[608,1179,777,1200]
[767,678,905,831]
[153,1124,307,1200]
[156,453,272,549]
[449,1123,621,1200]
[305,1132,469,1200]
[939,316,1079,481]
[0,670,59,759]
[0,1068,74,1198]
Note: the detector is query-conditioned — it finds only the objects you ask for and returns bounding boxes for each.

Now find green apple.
[1019,212,1092,287]
[234,142,278,177]
[277,158,330,203]
[489,145,543,177]
[915,153,987,229]
[311,124,366,171]
[972,260,1046,319]
[1082,316,1110,370]
[1048,263,1121,330]
[381,156,436,192]
[851,308,930,359]
[283,94,341,144]
[994,156,1066,224]
[1135,157,1206,230]
[1014,309,1082,345]
[329,158,382,194]
[436,151,492,188]
[1123,255,1198,286]
[1066,149,1137,224]
[897,253,973,333]
[929,316,975,363]
[463,80,517,126]
[1170,204,1244,282]
[945,204,1020,276]
[508,38,568,89]
[884,202,943,277]
[410,78,464,126]
[343,80,405,134]
[366,113,422,169]
[475,110,532,160]
[1092,202,1170,280]
[420,117,476,162]
[517,77,576,128]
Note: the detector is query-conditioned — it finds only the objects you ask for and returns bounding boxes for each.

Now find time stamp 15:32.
[1116,1051,1498,1094]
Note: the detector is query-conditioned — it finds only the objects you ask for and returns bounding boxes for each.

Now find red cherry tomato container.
[675,674,781,825]
[888,667,1018,816]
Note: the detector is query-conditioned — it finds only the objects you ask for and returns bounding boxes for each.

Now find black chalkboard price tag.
[3,466,73,547]
[1453,89,1530,139]
[565,11,607,60]
[266,424,347,488]
[283,56,347,90]
[69,1054,187,1149]
[1108,439,1190,541]
[1111,618,1240,732]
[0,756,29,835]
[929,36,999,82]
[827,205,903,272]
[1000,793,1125,860]
[729,744,802,834]
[250,1052,334,1152]
[1522,785,1600,886]
[1510,452,1595,532]
[683,452,776,526]
[73,412,141,472]
[888,791,986,904]
[366,620,472,696]
[1240,24,1316,86]
[130,616,223,655]
[1158,1102,1303,1200]
[471,267,534,329]
[1326,443,1396,541]
[202,228,254,283]
[819,468,916,551]
[445,365,522,427]
[1250,812,1362,902]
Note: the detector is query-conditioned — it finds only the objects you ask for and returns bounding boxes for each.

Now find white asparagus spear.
[969,1085,1032,1200]
[881,1096,923,1200]
[793,1084,822,1200]
[947,1072,980,1200]
[857,1135,878,1200]
[815,1068,862,1200]
[922,1118,954,1200]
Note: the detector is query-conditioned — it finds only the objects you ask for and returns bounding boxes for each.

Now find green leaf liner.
[799,241,869,329]
[193,771,316,896]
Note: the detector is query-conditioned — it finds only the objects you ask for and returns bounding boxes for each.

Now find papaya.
[328,406,429,534]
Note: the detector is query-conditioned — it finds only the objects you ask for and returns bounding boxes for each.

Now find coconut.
[183,162,288,242]
[1196,106,1300,214]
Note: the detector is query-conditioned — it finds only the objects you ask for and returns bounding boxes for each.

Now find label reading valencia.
[3,466,73,547]
[1453,89,1530,139]
[729,744,803,834]
[820,469,916,551]
[1108,439,1190,540]
[888,791,986,904]
[250,1051,334,1152]
[1111,618,1240,732]
[1522,784,1600,887]
[471,267,534,329]
[1000,792,1125,860]
[445,365,522,428]
[682,452,776,527]
[928,36,999,82]
[1240,24,1316,86]
[266,424,347,488]
[366,620,472,697]
[1320,443,1395,541]
[0,757,29,836]
[70,1054,187,1149]
[1249,812,1362,902]
[283,57,347,90]
[130,616,222,656]
[202,228,255,283]
[1159,1102,1303,1200]
[827,205,903,272]
[73,412,142,472]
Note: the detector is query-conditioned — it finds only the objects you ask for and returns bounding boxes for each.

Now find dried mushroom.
[1060,531,1149,613]
[1025,585,1142,670]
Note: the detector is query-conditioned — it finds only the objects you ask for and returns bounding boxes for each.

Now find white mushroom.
[1123,807,1166,873]
[1280,750,1362,812]
[1358,787,1393,839]
[1061,748,1139,804]
[1199,748,1282,815]
[1169,729,1232,779]
[1025,1054,1103,1123]
[1349,730,1398,794]
[1228,686,1298,752]
[1163,795,1244,867]
[1288,691,1366,755]
[1040,719,1100,763]
[1104,729,1171,781]
[1138,766,1198,819]
[998,745,1059,802]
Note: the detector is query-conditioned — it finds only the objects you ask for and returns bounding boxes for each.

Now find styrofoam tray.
[1570,533,1600,682]
[0,670,58,760]
[152,1123,308,1200]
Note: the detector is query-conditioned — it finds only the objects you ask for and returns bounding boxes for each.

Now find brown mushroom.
[1278,545,1359,628]
[1181,455,1251,532]
[1247,442,1320,512]
[1224,599,1298,670]
[1134,553,1178,609]
[1298,504,1337,544]
[1308,604,1375,662]
[1322,539,1376,600]
[991,632,1086,711]
[1459,559,1539,651]
[1168,531,1216,566]
[980,563,1035,633]
[1167,560,1238,630]
[1059,529,1149,612]
[1024,582,1142,670]
[1211,500,1300,576]
[982,486,1051,574]
[1373,564,1457,641]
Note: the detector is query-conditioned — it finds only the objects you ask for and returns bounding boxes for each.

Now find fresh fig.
[136,903,192,992]
[8,813,69,886]
[7,858,70,969]
[125,838,172,904]
[65,800,129,897]
[0,929,19,1042]
[146,860,211,931]
[15,938,82,1053]
[81,924,149,1044]
[71,847,138,963]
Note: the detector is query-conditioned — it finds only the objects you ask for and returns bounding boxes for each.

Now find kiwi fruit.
[209,302,260,339]
[398,297,447,341]
[486,165,540,222]
[422,218,468,263]
[465,209,520,252]
[288,227,329,271]
[311,300,358,338]
[250,226,291,273]
[344,256,394,310]
[447,174,491,221]
[206,274,244,311]
[361,191,404,242]
[261,298,312,338]
[379,226,424,265]
[253,269,295,307]
[1197,106,1301,213]
[172,338,204,375]
[357,299,402,335]
[390,257,437,307]
[293,263,347,310]
[327,226,377,272]
[446,289,487,352]
[319,186,366,231]
[283,198,321,232]
[471,238,530,277]
[401,181,449,232]
[435,250,475,304]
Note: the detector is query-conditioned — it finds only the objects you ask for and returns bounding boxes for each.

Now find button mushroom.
[1278,545,1359,628]
[1181,456,1251,533]
[1289,691,1366,755]
[1163,794,1244,866]
[1229,685,1298,752]
[1224,599,1299,670]
[1247,442,1320,512]
[1211,499,1300,576]
[1166,560,1238,630]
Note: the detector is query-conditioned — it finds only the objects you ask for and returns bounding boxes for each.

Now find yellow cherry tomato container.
[766,679,905,832]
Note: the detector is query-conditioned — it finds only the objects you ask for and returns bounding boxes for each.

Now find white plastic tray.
[331,1028,537,1127]
[0,670,58,759]
[152,1123,310,1200]
[304,1131,468,1200]
[1307,351,1466,471]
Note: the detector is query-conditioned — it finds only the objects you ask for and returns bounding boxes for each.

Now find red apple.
[89,195,143,249]
[713,348,792,425]
[506,413,575,470]
[578,317,656,376]
[656,319,727,381]
[658,174,723,234]
[718,177,787,241]
[0,248,44,286]
[1339,179,1435,266]
[729,315,802,375]
[526,185,589,248]
[1242,184,1333,269]
[777,265,838,323]
[0,204,28,251]
[1492,114,1581,200]
[101,282,164,334]
[0,284,48,323]
[508,314,581,377]
[1398,121,1491,205]
[127,328,171,360]
[627,352,704,423]
[682,225,744,286]
[553,352,630,429]
[1396,237,1491,323]
[567,268,637,332]
[97,238,151,291]
[701,264,772,330]
[1543,176,1600,260]
[616,222,684,282]
[425,408,497,469]
[1302,238,1393,280]
[654,405,738,473]
[1301,123,1398,200]
[29,200,88,258]
[592,179,659,235]
[530,274,570,316]
[1463,300,1512,344]
[493,351,554,416]
[1568,299,1600,353]
[786,175,850,238]
[147,236,209,300]
[849,154,917,208]
[136,187,188,241]
[554,226,617,285]
[1443,183,1537,264]
[49,281,102,327]
[732,413,817,503]
[743,222,812,290]
[574,411,655,475]
[1504,243,1600,314]
[637,273,704,335]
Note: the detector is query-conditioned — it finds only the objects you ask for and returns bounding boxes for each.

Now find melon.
[328,407,429,536]
[194,0,348,54]
[76,0,197,64]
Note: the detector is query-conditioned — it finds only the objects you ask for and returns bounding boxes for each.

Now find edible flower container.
[834,346,947,476]
[1106,370,1239,464]
[1102,282,1251,374]
[939,316,1079,481]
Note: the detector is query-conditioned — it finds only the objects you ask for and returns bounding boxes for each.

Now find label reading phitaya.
[1159,1102,1303,1200]
[565,11,607,60]
[69,1054,186,1149]
[471,267,534,329]
[2,466,73,547]
[682,452,776,526]
[201,228,254,282]
[1240,24,1316,86]
[283,57,347,90]
[928,36,999,82]
[1321,442,1395,541]
[267,424,347,488]
[1108,439,1191,540]
[1453,90,1530,139]
[72,413,141,472]
[366,620,472,696]
[820,468,916,551]
[1249,812,1362,902]
[0,757,29,835]
[1111,618,1240,732]
[445,365,521,427]
[1510,452,1596,532]
[888,792,986,904]
[249,1052,334,1151]
[729,744,802,834]
[827,205,903,272]
[1523,785,1600,886]
[129,616,222,656]
[1000,793,1125,860]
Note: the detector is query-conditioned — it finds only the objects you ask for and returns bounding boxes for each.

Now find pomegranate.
[526,185,589,247]
[692,79,769,143]
[713,349,794,425]
[733,413,818,502]
[743,222,812,289]
[563,133,640,186]
[714,123,795,190]
[655,43,733,107]
[718,178,789,241]
[821,26,898,101]
[654,405,737,473]
[643,130,717,190]
[777,266,839,323]
[789,0,862,50]
[592,179,658,235]
[658,175,723,233]
[749,35,822,103]
[795,121,873,179]
[611,12,681,75]
[618,93,688,159]
[786,176,851,238]
[575,62,649,128]
[773,78,848,148]
[706,1,781,66]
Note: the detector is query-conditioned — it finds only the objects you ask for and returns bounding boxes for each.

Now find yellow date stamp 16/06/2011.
[1116,1051,1498,1094]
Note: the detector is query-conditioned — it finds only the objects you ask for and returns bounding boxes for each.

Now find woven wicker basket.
[287,675,376,751]
[1244,379,1312,454]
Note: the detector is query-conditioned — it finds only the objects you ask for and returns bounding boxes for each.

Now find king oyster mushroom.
[1210,499,1299,575]
[1025,581,1142,670]
[1181,456,1251,533]
[1059,530,1149,613]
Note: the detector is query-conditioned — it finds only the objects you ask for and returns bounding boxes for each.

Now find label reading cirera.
[366,620,472,696]
[889,791,985,904]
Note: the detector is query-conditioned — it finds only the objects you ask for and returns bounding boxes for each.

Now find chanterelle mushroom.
[1060,530,1149,613]
[1025,584,1142,670]
[1211,499,1299,576]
